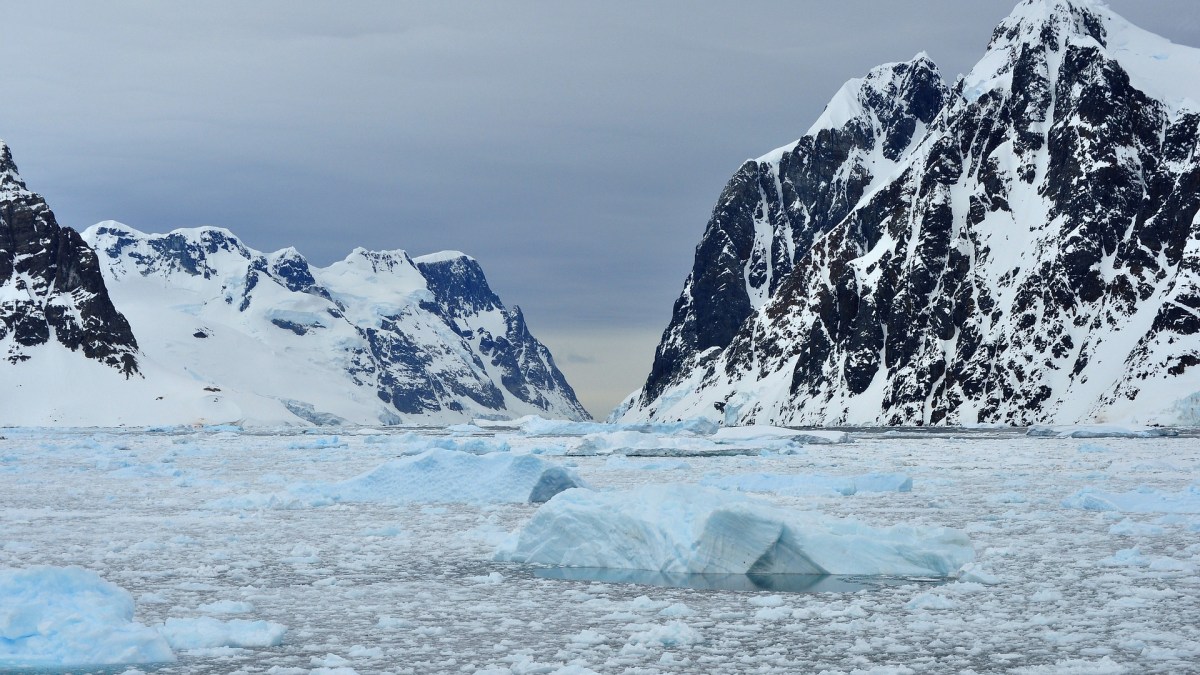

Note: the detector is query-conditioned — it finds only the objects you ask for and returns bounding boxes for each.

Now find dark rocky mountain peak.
[620,0,1200,426]
[415,252,503,320]
[638,54,951,407]
[0,141,139,375]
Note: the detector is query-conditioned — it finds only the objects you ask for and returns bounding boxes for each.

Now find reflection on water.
[533,567,946,593]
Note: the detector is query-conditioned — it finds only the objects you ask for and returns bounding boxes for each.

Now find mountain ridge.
[618,0,1200,426]
[0,139,589,426]
[81,220,591,425]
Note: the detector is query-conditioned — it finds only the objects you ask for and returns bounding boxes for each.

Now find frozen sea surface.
[1,426,1198,673]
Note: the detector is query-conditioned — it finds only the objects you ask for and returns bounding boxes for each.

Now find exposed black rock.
[640,56,949,405]
[623,0,1200,426]
[0,141,139,375]
[418,254,590,420]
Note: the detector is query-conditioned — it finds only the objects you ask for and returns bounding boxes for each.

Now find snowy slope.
[0,135,587,426]
[621,0,1200,426]
[71,222,589,426]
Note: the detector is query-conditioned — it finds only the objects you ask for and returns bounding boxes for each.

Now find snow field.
[0,426,1197,672]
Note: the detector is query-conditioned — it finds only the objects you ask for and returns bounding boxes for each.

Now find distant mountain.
[617,0,1200,426]
[0,141,588,426]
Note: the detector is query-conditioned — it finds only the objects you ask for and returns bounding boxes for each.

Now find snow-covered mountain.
[0,141,588,426]
[618,0,1200,426]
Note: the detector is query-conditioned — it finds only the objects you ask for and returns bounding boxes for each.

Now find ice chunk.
[496,485,973,577]
[703,472,911,496]
[1027,425,1178,439]
[476,415,719,437]
[157,617,286,649]
[0,566,175,668]
[318,449,584,504]
[853,473,914,493]
[712,426,852,444]
[572,427,820,457]
[1062,486,1200,513]
[197,600,254,614]
[905,592,959,610]
[603,456,691,471]
[625,621,702,648]
[574,430,718,456]
[213,449,586,508]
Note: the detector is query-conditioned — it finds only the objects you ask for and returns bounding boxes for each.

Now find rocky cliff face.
[620,0,1200,426]
[0,140,139,375]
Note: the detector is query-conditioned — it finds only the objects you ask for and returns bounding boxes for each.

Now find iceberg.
[1027,425,1178,439]
[496,485,973,577]
[569,426,845,458]
[311,449,584,504]
[712,426,852,445]
[210,449,586,509]
[475,415,720,437]
[157,617,287,650]
[0,566,175,668]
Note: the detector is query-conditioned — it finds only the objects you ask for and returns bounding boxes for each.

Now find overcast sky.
[2,1,1197,417]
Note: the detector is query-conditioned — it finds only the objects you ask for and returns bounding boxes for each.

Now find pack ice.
[702,471,913,497]
[0,566,174,668]
[496,485,974,576]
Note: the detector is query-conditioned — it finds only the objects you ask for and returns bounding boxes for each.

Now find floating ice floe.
[1061,485,1200,513]
[208,449,585,509]
[1027,425,1179,439]
[496,485,973,576]
[475,414,721,437]
[569,426,849,458]
[702,472,912,497]
[0,566,175,668]
[157,617,287,650]
[711,426,851,445]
